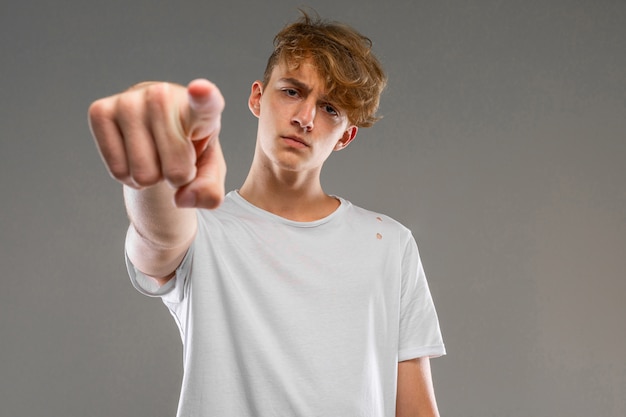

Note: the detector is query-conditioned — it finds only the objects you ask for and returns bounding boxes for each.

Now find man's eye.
[324,104,338,116]
[284,89,298,97]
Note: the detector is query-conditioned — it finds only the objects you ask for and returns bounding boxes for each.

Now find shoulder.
[340,197,412,234]
[334,197,418,255]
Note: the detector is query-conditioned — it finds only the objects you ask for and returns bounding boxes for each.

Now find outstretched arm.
[88,79,226,281]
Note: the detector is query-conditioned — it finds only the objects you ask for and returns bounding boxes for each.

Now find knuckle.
[145,83,176,113]
[144,82,170,101]
[107,163,130,182]
[88,99,113,126]
[164,166,194,187]
[131,167,161,187]
[115,92,141,116]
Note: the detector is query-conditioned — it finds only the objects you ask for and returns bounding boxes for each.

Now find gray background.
[1,0,624,416]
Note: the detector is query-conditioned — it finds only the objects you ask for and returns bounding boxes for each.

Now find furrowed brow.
[279,77,335,106]
[279,78,311,94]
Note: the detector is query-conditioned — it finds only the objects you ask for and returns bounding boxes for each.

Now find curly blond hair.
[263,11,387,128]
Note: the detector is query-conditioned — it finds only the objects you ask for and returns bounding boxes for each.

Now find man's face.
[248,58,358,174]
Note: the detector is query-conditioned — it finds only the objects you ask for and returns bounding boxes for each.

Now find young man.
[89,12,445,417]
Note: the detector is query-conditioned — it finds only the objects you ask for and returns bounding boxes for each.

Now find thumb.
[183,79,225,142]
[174,136,227,209]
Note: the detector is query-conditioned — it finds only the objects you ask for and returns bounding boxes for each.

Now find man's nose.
[292,100,315,131]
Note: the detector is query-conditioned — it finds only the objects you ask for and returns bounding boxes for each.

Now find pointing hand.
[88,79,227,209]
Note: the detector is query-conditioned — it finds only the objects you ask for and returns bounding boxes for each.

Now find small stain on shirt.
[376,233,383,240]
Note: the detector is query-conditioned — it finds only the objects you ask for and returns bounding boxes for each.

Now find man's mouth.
[281,135,309,148]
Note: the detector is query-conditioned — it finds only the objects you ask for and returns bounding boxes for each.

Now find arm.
[123,182,197,282]
[396,357,441,417]
[88,80,226,281]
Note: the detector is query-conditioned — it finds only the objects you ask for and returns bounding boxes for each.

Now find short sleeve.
[125,230,194,305]
[397,233,446,361]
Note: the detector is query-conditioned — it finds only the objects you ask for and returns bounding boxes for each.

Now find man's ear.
[334,126,358,151]
[248,81,263,118]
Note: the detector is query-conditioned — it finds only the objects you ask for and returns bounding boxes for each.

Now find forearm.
[396,357,441,417]
[89,79,225,278]
[124,182,197,279]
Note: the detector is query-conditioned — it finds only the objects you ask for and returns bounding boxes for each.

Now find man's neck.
[238,164,339,222]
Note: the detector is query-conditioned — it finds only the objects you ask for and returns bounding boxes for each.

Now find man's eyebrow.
[279,78,311,93]
[279,77,333,103]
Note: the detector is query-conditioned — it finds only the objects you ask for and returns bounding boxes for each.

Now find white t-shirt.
[127,191,445,417]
